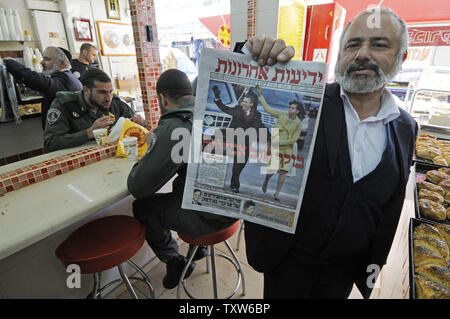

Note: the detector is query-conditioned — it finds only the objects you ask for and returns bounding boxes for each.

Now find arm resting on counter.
[44,104,91,152]
[127,121,183,198]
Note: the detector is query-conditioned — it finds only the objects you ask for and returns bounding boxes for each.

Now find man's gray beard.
[43,64,58,77]
[335,54,403,94]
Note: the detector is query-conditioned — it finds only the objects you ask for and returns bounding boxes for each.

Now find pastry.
[438,179,450,194]
[436,140,450,148]
[414,237,449,261]
[446,193,450,205]
[433,156,449,167]
[417,134,437,141]
[418,189,444,204]
[413,245,448,267]
[447,207,450,220]
[417,147,441,160]
[415,264,450,291]
[413,223,445,242]
[435,224,450,248]
[438,167,450,177]
[426,170,449,184]
[417,181,445,197]
[419,199,446,221]
[415,274,450,299]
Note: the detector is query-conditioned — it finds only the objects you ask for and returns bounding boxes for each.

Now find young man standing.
[71,43,98,79]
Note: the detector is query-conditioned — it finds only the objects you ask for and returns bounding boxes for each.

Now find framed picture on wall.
[73,18,93,41]
[97,21,135,56]
[105,0,121,20]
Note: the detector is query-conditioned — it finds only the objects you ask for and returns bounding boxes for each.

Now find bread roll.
[447,207,450,220]
[418,189,444,204]
[413,245,448,267]
[426,170,448,184]
[435,224,450,248]
[446,192,450,205]
[417,147,441,160]
[414,237,449,261]
[438,167,450,176]
[419,199,446,221]
[415,264,450,290]
[436,140,450,148]
[433,156,449,167]
[417,181,445,197]
[413,223,445,242]
[415,274,450,299]
[418,134,437,141]
[438,179,450,194]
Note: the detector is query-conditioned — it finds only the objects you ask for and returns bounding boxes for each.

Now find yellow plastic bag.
[116,119,149,158]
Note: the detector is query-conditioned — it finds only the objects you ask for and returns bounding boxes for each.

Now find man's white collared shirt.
[340,87,401,182]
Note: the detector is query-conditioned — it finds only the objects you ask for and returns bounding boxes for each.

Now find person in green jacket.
[255,84,303,201]
[43,68,144,152]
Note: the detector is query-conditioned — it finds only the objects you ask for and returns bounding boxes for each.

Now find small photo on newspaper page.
[182,48,327,234]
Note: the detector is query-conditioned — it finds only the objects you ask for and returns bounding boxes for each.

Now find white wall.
[0,0,38,51]
[230,0,279,50]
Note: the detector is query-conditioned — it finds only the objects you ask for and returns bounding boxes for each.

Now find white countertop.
[0,156,137,261]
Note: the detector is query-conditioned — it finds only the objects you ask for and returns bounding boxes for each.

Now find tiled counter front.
[0,143,117,196]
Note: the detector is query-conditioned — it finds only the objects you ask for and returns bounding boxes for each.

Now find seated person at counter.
[127,69,235,289]
[3,46,83,130]
[71,43,98,79]
[44,68,145,152]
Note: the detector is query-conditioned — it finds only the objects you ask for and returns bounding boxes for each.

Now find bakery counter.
[0,155,136,261]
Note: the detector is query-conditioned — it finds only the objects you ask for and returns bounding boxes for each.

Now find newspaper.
[182,48,327,233]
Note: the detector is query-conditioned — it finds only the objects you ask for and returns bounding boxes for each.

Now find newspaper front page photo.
[182,48,327,234]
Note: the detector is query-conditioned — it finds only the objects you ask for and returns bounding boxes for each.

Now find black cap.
[58,47,72,62]
[79,68,110,85]
[156,69,192,97]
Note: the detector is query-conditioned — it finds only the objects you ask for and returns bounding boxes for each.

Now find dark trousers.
[230,136,250,190]
[263,253,355,299]
[132,192,232,264]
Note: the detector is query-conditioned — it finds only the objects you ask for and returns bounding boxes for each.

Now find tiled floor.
[109,227,362,299]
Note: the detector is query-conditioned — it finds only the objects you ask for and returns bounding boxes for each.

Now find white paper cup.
[122,136,138,161]
[93,128,108,146]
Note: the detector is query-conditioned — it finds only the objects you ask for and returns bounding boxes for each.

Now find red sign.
[408,26,450,47]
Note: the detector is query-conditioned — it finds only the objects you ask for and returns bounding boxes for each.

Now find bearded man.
[3,46,82,129]
[44,68,144,152]
[243,7,418,299]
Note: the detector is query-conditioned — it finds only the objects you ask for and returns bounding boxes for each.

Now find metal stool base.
[87,259,155,299]
[177,240,246,299]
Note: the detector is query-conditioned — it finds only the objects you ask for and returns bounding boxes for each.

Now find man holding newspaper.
[243,7,417,298]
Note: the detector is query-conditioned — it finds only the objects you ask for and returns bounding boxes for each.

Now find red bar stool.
[55,215,155,299]
[176,220,246,299]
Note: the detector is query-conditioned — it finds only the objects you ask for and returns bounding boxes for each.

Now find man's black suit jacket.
[244,82,417,298]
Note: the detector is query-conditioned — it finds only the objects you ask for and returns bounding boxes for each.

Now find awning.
[198,14,231,47]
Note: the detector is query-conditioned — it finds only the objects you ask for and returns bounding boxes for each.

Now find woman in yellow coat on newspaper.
[255,85,303,201]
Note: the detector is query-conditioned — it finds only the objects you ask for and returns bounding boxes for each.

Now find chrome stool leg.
[118,264,138,299]
[177,242,245,299]
[235,220,245,251]
[87,272,101,299]
[126,259,156,299]
[210,245,218,298]
[224,240,246,296]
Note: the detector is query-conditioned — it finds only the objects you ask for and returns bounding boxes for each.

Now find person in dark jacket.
[127,69,235,290]
[71,43,98,79]
[243,7,417,299]
[4,46,82,129]
[212,86,268,193]
[44,68,143,152]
